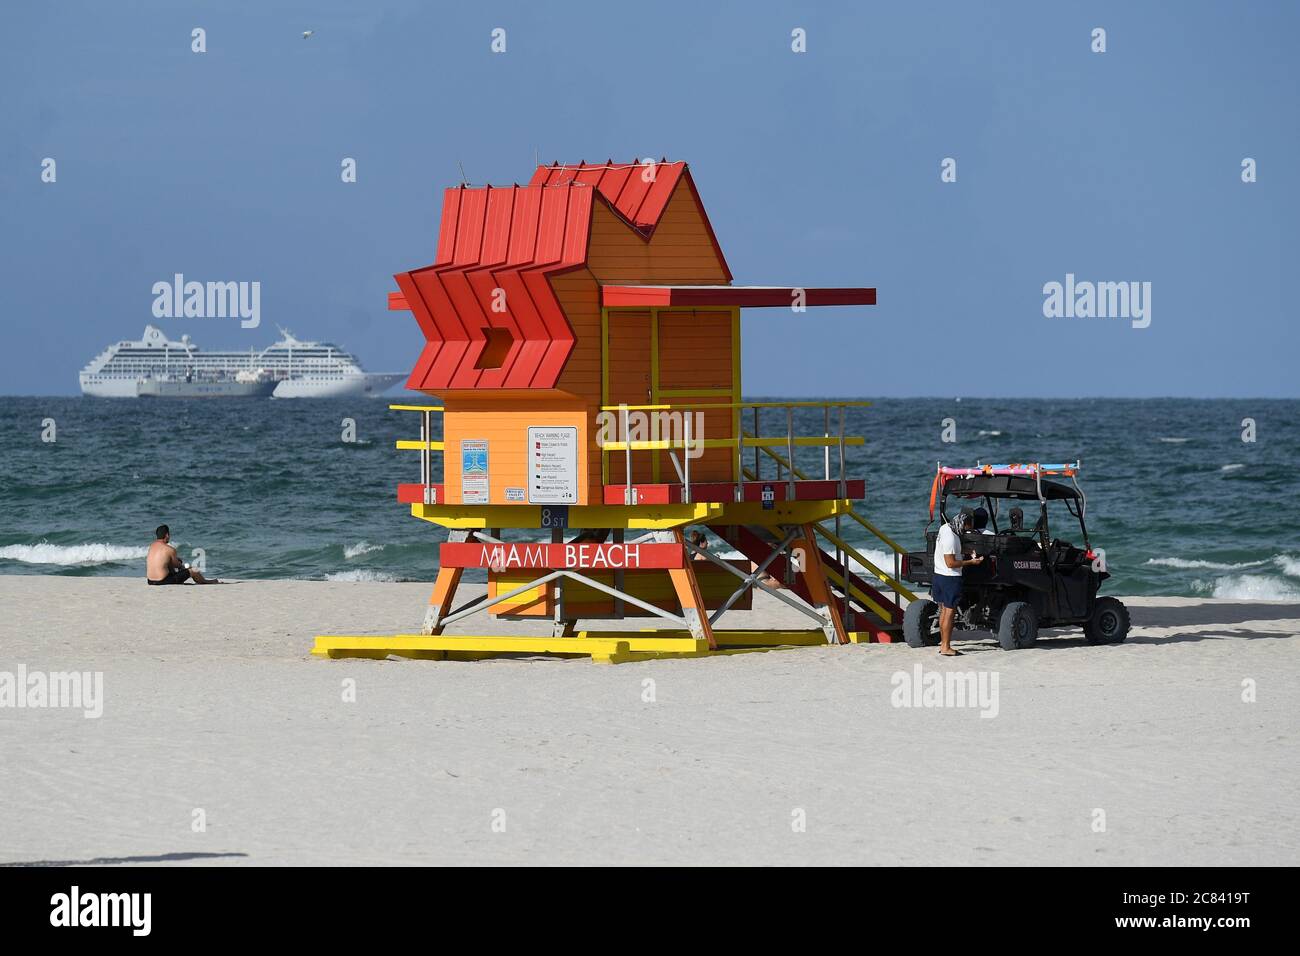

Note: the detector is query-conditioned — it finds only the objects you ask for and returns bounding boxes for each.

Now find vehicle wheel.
[903,599,940,648]
[997,601,1039,650]
[1085,596,1130,645]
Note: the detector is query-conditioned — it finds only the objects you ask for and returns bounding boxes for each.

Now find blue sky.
[2,0,1296,397]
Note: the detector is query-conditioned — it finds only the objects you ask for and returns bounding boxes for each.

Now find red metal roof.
[601,285,877,308]
[394,160,731,391]
[396,184,591,390]
[530,160,695,238]
[534,162,731,279]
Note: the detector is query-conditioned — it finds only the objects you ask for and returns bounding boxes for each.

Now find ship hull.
[272,373,405,399]
[79,376,140,398]
[137,378,279,398]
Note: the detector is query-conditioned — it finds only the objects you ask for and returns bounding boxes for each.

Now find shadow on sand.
[1129,603,1300,628]
[0,851,248,867]
[947,619,1297,653]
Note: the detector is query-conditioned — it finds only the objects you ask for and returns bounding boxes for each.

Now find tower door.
[653,308,739,483]
[604,309,655,484]
[602,307,741,488]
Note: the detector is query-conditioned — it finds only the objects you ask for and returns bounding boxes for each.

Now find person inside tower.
[146,525,219,585]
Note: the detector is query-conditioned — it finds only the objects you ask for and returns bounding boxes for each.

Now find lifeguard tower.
[313,160,916,663]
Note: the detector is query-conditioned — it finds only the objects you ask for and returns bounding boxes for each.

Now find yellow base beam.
[845,631,882,644]
[413,502,725,530]
[602,436,865,452]
[581,629,829,648]
[311,629,834,664]
[411,499,850,530]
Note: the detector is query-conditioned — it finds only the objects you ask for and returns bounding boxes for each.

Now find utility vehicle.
[900,462,1129,650]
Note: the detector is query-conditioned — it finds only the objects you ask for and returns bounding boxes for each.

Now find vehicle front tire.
[903,598,940,648]
[1085,596,1130,645]
[997,601,1039,650]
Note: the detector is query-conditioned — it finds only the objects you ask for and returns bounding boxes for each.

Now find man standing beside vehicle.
[933,511,983,656]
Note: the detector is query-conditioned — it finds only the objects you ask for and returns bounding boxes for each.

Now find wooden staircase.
[711,524,904,643]
[739,435,917,642]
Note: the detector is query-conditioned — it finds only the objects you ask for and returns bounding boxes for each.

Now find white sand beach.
[1,575,1296,866]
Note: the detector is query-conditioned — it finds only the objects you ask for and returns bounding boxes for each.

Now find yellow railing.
[390,404,444,494]
[598,400,870,504]
[602,436,866,451]
[602,401,875,410]
[742,433,916,605]
[815,522,917,606]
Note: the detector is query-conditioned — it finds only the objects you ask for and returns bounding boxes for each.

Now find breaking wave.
[1146,557,1265,571]
[1273,555,1300,578]
[1191,574,1300,602]
[323,569,398,582]
[343,541,384,559]
[0,542,148,565]
[1149,555,1300,576]
[714,547,898,575]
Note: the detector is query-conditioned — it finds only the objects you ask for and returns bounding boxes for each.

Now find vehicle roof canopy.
[942,474,1081,501]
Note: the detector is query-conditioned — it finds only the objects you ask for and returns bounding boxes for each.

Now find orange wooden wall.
[441,393,588,505]
[584,186,730,283]
[549,270,605,498]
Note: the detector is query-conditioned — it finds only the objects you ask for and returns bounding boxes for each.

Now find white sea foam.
[0,542,148,565]
[1220,463,1244,472]
[1275,556,1300,578]
[1192,574,1300,602]
[714,546,898,576]
[1157,437,1189,443]
[344,541,384,559]
[849,548,900,574]
[977,430,1003,436]
[323,569,398,582]
[1147,557,1265,572]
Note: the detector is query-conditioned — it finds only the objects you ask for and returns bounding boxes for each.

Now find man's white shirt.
[934,524,964,577]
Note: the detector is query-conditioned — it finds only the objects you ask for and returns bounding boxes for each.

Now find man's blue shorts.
[931,574,963,609]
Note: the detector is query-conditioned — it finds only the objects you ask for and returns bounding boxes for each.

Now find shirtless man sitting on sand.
[146,524,219,585]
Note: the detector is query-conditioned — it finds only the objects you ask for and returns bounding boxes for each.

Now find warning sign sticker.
[527,427,578,504]
[461,439,489,504]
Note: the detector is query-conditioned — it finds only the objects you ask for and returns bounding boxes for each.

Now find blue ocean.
[2,396,1297,599]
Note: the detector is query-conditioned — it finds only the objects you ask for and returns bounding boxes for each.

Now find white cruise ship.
[80,325,405,398]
